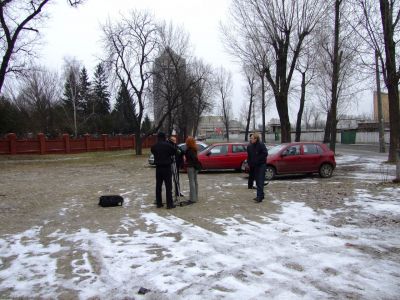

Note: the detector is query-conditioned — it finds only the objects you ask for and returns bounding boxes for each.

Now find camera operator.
[151,132,176,209]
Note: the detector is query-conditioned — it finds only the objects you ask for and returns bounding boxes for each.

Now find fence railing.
[0,133,157,155]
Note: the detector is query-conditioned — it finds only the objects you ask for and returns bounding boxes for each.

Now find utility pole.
[375,50,386,153]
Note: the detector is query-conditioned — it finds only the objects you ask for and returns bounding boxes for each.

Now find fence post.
[102,134,108,151]
[63,134,70,153]
[132,134,136,150]
[7,133,17,155]
[84,134,91,152]
[38,133,46,154]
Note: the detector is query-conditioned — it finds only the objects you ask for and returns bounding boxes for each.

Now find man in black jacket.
[151,132,176,209]
[247,133,255,189]
[247,133,268,202]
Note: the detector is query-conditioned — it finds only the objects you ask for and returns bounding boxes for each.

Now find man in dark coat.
[247,133,255,189]
[151,132,176,209]
[247,133,268,202]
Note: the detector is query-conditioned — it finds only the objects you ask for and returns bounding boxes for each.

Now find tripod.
[171,154,193,206]
[171,155,182,202]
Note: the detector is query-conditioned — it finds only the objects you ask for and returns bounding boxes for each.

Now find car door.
[301,144,322,172]
[275,144,302,173]
[230,144,247,169]
[202,144,229,169]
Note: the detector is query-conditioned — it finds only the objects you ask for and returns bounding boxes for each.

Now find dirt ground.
[0,148,399,298]
[0,149,397,235]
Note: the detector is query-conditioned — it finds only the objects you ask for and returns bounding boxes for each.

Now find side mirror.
[206,152,211,156]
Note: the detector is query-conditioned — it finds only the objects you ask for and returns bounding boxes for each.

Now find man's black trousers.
[156,165,173,207]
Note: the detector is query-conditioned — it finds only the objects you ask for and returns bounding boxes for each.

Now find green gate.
[341,130,356,144]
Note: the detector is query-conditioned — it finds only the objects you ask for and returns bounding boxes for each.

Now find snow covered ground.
[0,151,399,299]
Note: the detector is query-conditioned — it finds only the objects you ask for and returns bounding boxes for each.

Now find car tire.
[265,166,275,181]
[319,163,333,178]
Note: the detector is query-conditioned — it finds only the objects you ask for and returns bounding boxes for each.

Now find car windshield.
[268,144,286,155]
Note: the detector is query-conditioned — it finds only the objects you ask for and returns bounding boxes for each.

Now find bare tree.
[101,10,160,155]
[242,65,257,141]
[17,66,61,134]
[379,0,400,167]
[224,0,326,143]
[221,3,270,142]
[294,39,318,142]
[302,105,313,130]
[61,57,81,137]
[215,67,233,141]
[154,22,190,136]
[0,0,84,93]
[189,59,214,138]
[312,0,365,151]
[353,0,400,162]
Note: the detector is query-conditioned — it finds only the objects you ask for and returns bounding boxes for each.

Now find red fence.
[0,133,157,155]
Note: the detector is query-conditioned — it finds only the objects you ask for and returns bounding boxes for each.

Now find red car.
[243,142,336,180]
[195,142,248,171]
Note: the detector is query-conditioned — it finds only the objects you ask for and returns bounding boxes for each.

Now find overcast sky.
[39,0,374,122]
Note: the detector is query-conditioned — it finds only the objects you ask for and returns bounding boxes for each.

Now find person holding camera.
[151,132,176,209]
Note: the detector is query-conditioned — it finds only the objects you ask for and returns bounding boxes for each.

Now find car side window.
[232,145,246,153]
[210,145,228,155]
[285,145,300,156]
[303,144,320,154]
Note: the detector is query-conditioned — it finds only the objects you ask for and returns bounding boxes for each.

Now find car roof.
[209,142,247,146]
[178,141,208,147]
[279,142,325,145]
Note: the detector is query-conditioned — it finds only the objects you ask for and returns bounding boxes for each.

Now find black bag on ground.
[98,195,124,207]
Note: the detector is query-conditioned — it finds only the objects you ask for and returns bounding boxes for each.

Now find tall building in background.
[152,47,187,134]
[373,91,390,122]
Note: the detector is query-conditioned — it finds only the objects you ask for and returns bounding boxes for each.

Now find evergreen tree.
[79,67,92,116]
[141,114,152,133]
[0,96,27,136]
[113,83,136,133]
[92,63,110,115]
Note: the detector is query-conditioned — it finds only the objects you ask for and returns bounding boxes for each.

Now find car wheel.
[265,166,275,181]
[319,163,333,178]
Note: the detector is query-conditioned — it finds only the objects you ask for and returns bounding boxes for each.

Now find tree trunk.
[379,0,400,163]
[323,110,332,143]
[375,50,386,153]
[295,72,306,142]
[260,74,266,142]
[275,93,291,143]
[244,93,253,142]
[0,47,13,94]
[135,129,143,155]
[329,0,342,153]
